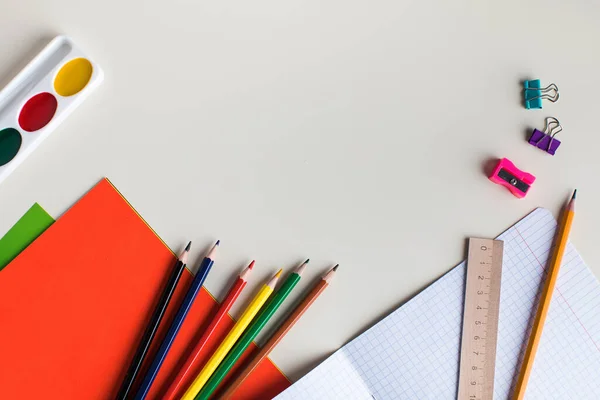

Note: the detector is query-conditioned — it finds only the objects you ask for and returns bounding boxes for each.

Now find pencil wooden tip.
[185,241,192,252]
[206,240,220,260]
[322,264,339,282]
[240,261,254,281]
[179,245,190,264]
[295,259,309,276]
[266,269,283,287]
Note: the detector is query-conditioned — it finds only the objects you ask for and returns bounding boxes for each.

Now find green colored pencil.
[194,259,309,400]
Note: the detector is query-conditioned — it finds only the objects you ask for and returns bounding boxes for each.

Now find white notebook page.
[276,208,600,399]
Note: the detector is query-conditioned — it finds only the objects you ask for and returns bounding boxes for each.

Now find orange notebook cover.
[0,179,289,400]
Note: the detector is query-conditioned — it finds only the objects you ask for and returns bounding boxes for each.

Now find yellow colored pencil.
[180,269,282,400]
[514,190,577,400]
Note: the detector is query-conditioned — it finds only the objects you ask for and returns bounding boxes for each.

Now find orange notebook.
[0,179,289,400]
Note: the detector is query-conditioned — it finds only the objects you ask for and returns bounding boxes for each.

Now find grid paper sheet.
[276,208,600,399]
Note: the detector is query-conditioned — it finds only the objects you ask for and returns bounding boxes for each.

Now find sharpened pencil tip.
[248,260,255,270]
[215,240,220,246]
[206,240,220,260]
[572,189,577,200]
[179,243,191,264]
[266,269,283,287]
[295,259,309,276]
[322,264,339,282]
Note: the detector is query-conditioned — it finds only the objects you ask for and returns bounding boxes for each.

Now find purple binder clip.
[528,117,563,155]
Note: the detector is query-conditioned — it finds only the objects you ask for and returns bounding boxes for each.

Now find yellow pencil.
[180,269,282,400]
[514,190,577,400]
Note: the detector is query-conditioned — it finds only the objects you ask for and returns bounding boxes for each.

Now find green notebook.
[0,203,54,271]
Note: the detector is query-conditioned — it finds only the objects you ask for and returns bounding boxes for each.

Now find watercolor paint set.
[0,36,103,185]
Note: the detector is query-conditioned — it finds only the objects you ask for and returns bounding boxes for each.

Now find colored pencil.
[181,269,282,400]
[514,190,577,400]
[133,241,220,400]
[221,264,338,399]
[162,261,255,400]
[195,259,309,400]
[115,241,191,400]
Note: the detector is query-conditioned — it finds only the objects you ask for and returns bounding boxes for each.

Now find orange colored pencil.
[220,264,339,399]
[514,190,577,400]
[162,261,255,400]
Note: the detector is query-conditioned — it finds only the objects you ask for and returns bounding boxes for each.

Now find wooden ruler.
[458,238,504,400]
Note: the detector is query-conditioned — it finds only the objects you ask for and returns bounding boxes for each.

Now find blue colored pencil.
[132,240,220,400]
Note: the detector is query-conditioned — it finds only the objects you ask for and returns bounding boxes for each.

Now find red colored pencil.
[162,261,254,400]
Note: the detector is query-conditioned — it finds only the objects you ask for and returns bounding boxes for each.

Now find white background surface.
[0,0,599,383]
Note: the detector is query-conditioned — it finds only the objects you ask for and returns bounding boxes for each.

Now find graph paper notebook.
[276,208,600,399]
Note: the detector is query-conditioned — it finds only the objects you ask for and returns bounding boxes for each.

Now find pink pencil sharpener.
[489,158,536,198]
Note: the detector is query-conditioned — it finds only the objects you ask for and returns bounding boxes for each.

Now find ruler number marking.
[458,238,503,400]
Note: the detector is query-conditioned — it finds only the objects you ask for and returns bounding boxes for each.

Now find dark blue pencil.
[132,240,220,400]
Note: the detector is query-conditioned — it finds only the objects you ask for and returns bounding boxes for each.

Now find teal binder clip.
[523,79,559,109]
